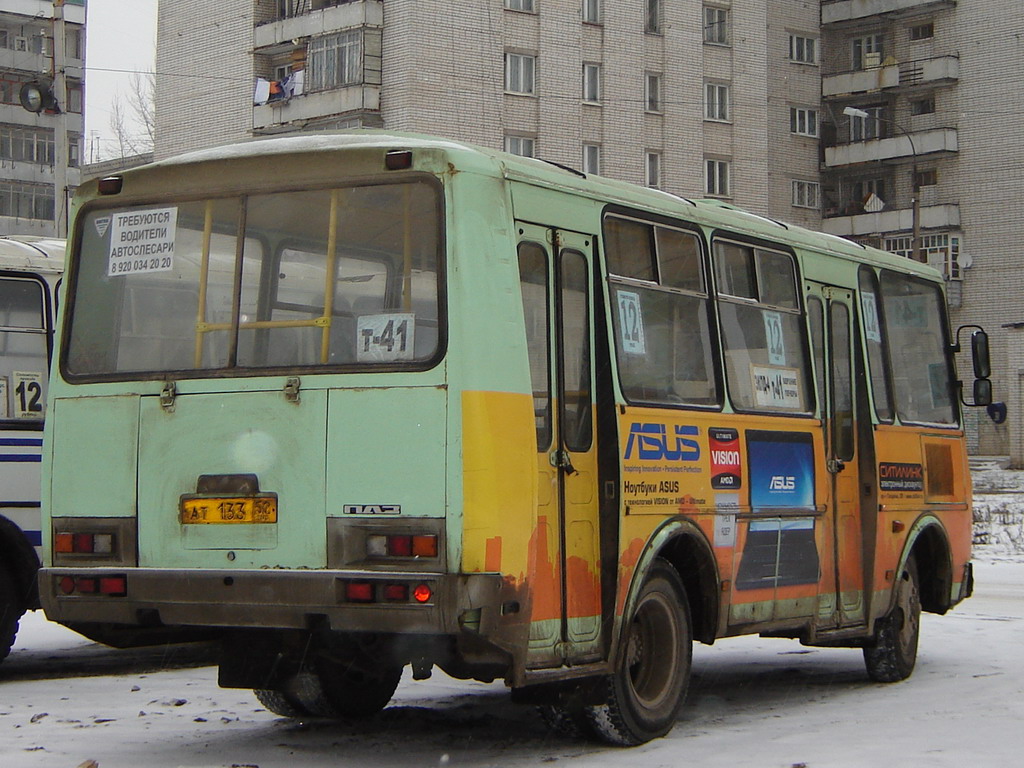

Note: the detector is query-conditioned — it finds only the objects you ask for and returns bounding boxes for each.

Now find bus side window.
[605,214,718,408]
[0,277,48,420]
[714,239,811,415]
[857,267,894,422]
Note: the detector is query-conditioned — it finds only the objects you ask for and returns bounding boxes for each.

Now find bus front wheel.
[0,567,22,665]
[863,555,921,682]
[586,559,692,745]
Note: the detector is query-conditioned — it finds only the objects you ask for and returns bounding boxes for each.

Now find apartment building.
[0,0,83,236]
[818,0,1024,460]
[155,0,822,226]
[153,1,1024,461]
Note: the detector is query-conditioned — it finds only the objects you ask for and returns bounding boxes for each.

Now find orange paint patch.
[616,537,646,616]
[526,516,562,623]
[485,537,502,572]
[565,555,601,618]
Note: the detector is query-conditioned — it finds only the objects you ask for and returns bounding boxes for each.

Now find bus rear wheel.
[254,671,336,718]
[863,555,921,682]
[316,653,403,718]
[586,560,692,745]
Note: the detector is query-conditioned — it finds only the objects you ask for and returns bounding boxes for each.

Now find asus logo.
[768,475,796,491]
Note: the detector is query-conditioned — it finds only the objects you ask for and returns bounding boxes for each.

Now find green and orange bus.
[40,132,989,744]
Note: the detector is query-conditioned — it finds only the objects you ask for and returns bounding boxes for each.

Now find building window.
[884,233,961,277]
[645,0,662,34]
[909,22,934,41]
[505,135,536,157]
[307,30,362,92]
[914,168,938,189]
[852,34,883,69]
[646,151,661,188]
[583,0,601,24]
[911,97,935,115]
[0,181,54,221]
[505,0,535,11]
[790,107,819,137]
[850,106,884,141]
[583,63,601,103]
[705,82,730,122]
[703,6,729,45]
[645,72,662,112]
[583,143,600,174]
[67,84,83,114]
[792,180,820,210]
[706,158,730,196]
[0,124,55,166]
[789,35,817,64]
[505,52,537,95]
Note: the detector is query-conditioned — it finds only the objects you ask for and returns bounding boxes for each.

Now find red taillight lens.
[73,533,94,553]
[383,584,408,602]
[345,582,374,603]
[387,535,413,557]
[58,576,75,594]
[413,584,432,603]
[75,577,98,594]
[99,576,127,596]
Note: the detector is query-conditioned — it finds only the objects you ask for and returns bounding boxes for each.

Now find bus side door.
[808,284,866,627]
[516,224,603,668]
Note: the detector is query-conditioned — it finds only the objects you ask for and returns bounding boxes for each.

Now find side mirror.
[971,330,990,379]
[974,378,993,407]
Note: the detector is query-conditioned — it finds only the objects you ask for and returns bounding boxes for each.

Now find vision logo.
[624,423,700,462]
[768,475,796,491]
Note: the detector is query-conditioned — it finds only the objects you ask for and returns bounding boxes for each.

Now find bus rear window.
[65,179,443,377]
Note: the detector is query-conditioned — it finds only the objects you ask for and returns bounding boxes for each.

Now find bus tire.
[586,559,692,745]
[255,671,336,718]
[316,655,403,718]
[0,567,23,664]
[537,703,595,740]
[863,555,921,683]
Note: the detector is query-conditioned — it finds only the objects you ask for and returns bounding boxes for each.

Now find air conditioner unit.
[14,36,28,52]
[862,52,882,69]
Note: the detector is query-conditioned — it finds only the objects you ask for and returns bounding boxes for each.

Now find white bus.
[0,235,63,663]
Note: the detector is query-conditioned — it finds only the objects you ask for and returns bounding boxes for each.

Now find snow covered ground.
[2,470,1023,768]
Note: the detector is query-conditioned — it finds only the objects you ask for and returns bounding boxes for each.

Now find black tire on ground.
[585,559,692,746]
[536,702,596,740]
[316,653,403,718]
[863,555,921,683]
[0,567,23,665]
[254,671,337,718]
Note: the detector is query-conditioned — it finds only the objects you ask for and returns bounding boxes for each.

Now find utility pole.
[52,0,69,237]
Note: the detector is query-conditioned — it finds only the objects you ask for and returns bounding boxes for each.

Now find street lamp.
[842,106,921,263]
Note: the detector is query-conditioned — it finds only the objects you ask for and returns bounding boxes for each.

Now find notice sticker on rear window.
[107,207,177,277]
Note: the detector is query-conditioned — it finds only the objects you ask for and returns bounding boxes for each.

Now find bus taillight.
[54,531,114,555]
[366,533,438,559]
[57,574,127,596]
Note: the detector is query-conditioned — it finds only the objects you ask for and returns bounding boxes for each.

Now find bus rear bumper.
[40,567,507,638]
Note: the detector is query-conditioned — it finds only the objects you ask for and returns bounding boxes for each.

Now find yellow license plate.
[179,496,278,524]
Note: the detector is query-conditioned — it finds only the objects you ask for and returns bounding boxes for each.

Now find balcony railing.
[822,55,958,97]
[824,128,958,167]
[271,0,356,21]
[822,203,960,238]
[822,0,957,25]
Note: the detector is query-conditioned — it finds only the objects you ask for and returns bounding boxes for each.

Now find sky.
[83,0,158,162]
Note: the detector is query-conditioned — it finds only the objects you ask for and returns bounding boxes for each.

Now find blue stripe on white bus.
[0,454,41,462]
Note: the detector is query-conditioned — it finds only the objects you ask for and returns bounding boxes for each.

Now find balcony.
[823,203,960,238]
[252,84,380,131]
[822,0,956,25]
[825,128,957,167]
[255,0,381,50]
[823,55,958,97]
